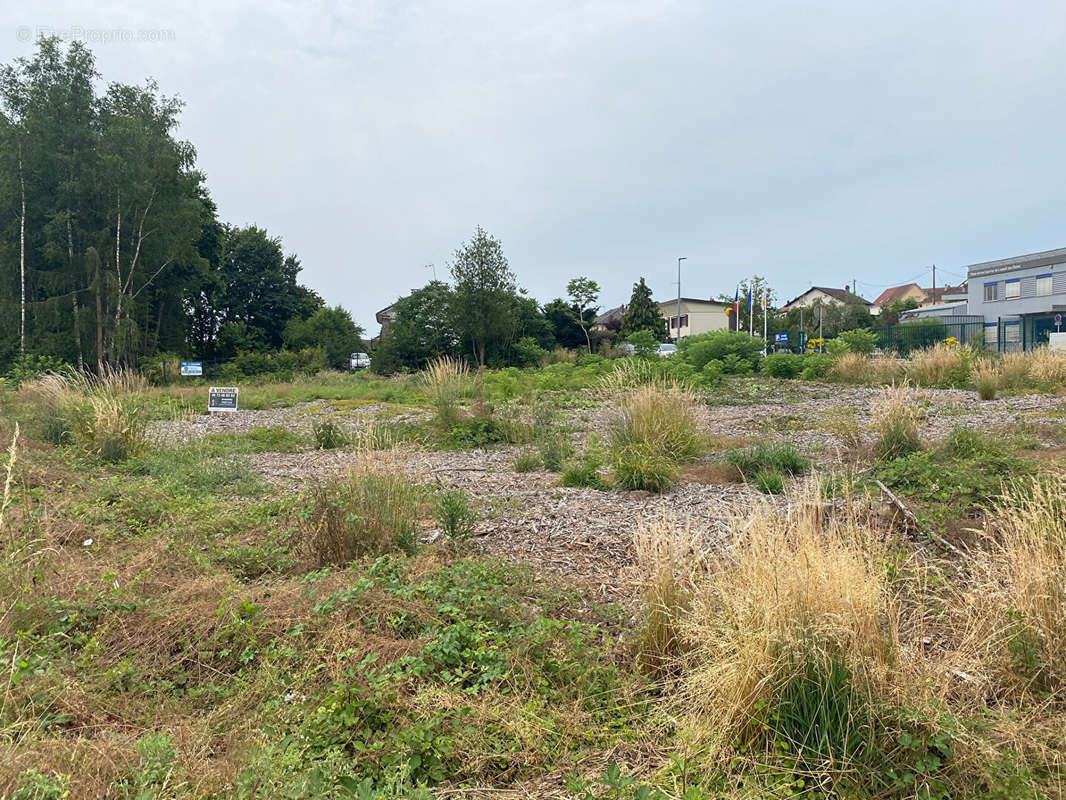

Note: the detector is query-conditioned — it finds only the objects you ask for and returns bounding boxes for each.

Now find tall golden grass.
[970,358,1000,400]
[828,352,903,385]
[952,475,1066,702]
[904,342,969,387]
[420,356,470,425]
[609,386,703,491]
[870,386,924,460]
[18,369,150,460]
[597,358,693,395]
[677,482,898,766]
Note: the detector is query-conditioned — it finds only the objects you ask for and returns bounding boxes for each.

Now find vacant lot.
[2,365,1065,799]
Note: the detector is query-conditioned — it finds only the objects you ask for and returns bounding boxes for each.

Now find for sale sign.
[208,386,239,413]
[180,361,203,376]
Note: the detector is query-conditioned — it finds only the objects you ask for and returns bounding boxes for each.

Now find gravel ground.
[149,385,1066,591]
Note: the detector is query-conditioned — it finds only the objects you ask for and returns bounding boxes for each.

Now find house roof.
[921,285,966,303]
[781,286,871,309]
[593,305,626,326]
[655,298,730,308]
[873,283,923,307]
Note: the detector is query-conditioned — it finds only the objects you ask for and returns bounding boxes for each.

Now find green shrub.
[435,489,477,543]
[300,472,421,565]
[676,331,764,373]
[9,769,69,800]
[760,353,805,379]
[512,336,548,367]
[626,329,661,359]
[3,354,70,387]
[837,328,879,354]
[700,359,724,386]
[443,414,510,449]
[801,353,834,380]
[872,389,923,462]
[312,419,350,449]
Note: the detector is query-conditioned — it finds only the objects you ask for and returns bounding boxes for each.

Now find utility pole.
[676,257,686,342]
[931,264,936,304]
[800,308,805,351]
[749,279,754,337]
[818,305,823,349]
[425,263,437,281]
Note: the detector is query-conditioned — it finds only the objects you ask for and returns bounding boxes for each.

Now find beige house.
[657,298,731,339]
[780,286,872,312]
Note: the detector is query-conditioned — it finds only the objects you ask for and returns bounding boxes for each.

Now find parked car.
[349,352,371,370]
[656,343,678,357]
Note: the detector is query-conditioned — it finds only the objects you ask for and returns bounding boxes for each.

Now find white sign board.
[208,386,239,412]
[180,361,203,376]
[1049,332,1066,352]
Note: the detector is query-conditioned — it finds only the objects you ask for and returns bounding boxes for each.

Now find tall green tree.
[372,281,459,374]
[284,305,364,369]
[621,278,666,341]
[543,298,587,350]
[566,277,600,354]
[450,227,518,367]
[218,226,321,350]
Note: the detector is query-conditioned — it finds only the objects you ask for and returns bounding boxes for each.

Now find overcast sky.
[5,1,1066,330]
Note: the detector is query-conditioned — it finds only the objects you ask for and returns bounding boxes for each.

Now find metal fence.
[875,319,986,355]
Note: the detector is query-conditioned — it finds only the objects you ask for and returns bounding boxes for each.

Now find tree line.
[0,38,363,374]
[372,227,674,374]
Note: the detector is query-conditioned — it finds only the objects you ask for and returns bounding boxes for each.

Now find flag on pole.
[733,287,739,331]
[748,282,754,336]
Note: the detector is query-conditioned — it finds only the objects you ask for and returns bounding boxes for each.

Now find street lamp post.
[676,257,687,342]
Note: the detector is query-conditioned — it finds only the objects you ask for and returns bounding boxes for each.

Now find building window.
[1004,322,1020,343]
[1036,274,1053,296]
[1005,279,1021,299]
[984,283,998,301]
[984,323,998,349]
[680,314,688,328]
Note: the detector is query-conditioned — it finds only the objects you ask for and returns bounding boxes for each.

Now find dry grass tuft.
[1026,347,1066,390]
[420,356,470,425]
[677,481,899,771]
[298,467,422,566]
[970,358,1000,400]
[829,352,903,385]
[632,518,705,679]
[870,386,923,461]
[952,475,1066,703]
[609,386,703,491]
[905,342,968,387]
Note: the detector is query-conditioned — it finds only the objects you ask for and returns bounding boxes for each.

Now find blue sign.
[180,361,203,376]
[774,332,789,344]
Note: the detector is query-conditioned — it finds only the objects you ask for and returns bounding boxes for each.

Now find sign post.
[180,361,203,377]
[1056,313,1062,333]
[208,386,239,413]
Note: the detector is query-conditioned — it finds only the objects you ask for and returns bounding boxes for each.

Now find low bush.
[800,352,834,381]
[760,353,805,379]
[676,330,764,374]
[837,328,879,355]
[435,488,477,543]
[299,472,421,565]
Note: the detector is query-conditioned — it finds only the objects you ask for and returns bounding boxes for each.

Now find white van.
[349,352,371,370]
